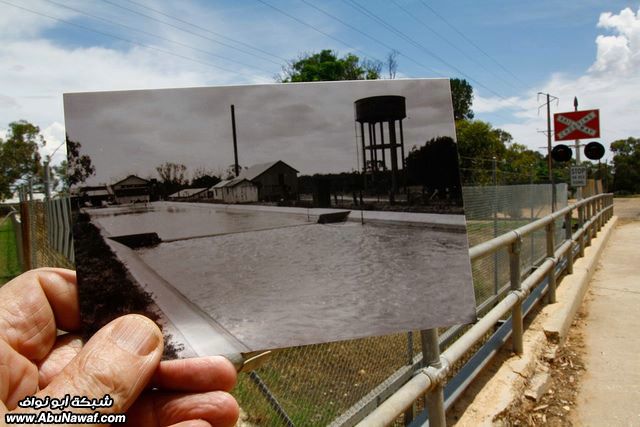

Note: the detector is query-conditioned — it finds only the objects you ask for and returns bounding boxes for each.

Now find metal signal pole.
[574,96,582,200]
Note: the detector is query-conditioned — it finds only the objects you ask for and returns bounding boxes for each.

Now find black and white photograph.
[64,79,476,358]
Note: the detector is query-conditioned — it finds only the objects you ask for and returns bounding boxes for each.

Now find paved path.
[574,197,640,426]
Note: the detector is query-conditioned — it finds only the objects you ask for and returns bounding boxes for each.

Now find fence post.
[565,211,573,275]
[546,221,557,303]
[509,235,523,354]
[421,329,445,427]
[18,188,32,271]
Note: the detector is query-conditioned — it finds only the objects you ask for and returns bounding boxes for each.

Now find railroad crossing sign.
[570,166,587,187]
[554,109,600,141]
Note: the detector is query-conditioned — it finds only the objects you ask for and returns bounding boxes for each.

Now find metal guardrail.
[356,193,614,427]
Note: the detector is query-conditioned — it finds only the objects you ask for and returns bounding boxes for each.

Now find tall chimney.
[231,104,239,177]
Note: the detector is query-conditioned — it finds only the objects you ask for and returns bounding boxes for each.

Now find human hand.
[0,268,239,426]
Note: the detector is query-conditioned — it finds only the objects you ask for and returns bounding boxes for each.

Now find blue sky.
[1,0,639,166]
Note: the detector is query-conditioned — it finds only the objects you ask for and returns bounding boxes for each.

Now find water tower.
[354,95,407,203]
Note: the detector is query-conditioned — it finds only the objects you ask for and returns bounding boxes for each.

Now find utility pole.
[538,92,558,212]
[573,96,582,200]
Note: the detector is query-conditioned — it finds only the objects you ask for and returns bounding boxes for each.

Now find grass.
[0,218,21,285]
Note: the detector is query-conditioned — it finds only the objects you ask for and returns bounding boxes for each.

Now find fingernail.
[111,316,160,356]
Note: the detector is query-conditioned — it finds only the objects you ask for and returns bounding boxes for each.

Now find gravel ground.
[493,305,589,426]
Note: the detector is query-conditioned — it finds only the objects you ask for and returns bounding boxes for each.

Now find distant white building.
[212,178,258,203]
[168,188,210,201]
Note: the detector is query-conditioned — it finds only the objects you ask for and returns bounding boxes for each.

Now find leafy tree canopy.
[450,78,474,121]
[611,137,640,194]
[0,120,45,200]
[279,49,381,82]
[455,119,546,185]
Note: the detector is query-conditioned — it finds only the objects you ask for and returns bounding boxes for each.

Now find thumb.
[39,314,163,414]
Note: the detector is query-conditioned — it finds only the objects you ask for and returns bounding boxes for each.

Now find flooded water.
[90,203,310,240]
[137,221,475,351]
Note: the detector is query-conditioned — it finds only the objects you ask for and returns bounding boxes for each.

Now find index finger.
[0,268,79,360]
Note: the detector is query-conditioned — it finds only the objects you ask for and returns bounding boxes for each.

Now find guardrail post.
[585,201,592,247]
[578,205,585,257]
[565,211,574,275]
[591,199,598,238]
[610,194,614,220]
[509,235,523,354]
[545,221,557,303]
[421,329,445,427]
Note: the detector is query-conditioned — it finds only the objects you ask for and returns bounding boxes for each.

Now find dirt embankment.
[73,213,180,359]
[492,293,590,426]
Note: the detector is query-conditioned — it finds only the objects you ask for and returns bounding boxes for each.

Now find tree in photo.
[65,136,96,189]
[191,167,221,188]
[156,162,188,198]
[406,136,462,202]
[0,120,45,200]
[156,162,187,185]
[279,49,382,82]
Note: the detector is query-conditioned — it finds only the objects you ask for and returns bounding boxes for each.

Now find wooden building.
[238,160,298,201]
[112,175,150,204]
[212,178,258,203]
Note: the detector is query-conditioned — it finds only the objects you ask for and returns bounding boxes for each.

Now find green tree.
[611,137,640,193]
[455,119,508,184]
[450,78,474,121]
[0,120,45,200]
[279,49,381,82]
[502,143,545,184]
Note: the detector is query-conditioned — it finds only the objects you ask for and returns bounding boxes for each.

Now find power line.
[121,0,289,63]
[343,0,514,102]
[98,0,283,66]
[254,0,385,65]
[388,0,520,91]
[40,0,274,74]
[0,0,261,78]
[297,0,435,77]
[418,0,529,89]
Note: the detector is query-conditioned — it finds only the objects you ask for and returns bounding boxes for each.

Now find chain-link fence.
[11,179,569,426]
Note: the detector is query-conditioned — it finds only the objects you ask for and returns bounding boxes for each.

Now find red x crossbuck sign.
[554,109,600,141]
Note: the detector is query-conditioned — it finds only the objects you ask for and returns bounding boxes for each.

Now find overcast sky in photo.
[1,1,639,167]
[64,79,454,185]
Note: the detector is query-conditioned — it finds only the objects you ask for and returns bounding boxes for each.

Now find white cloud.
[473,95,521,114]
[487,6,640,160]
[0,6,276,166]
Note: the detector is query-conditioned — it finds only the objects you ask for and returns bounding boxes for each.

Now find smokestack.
[231,104,239,177]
